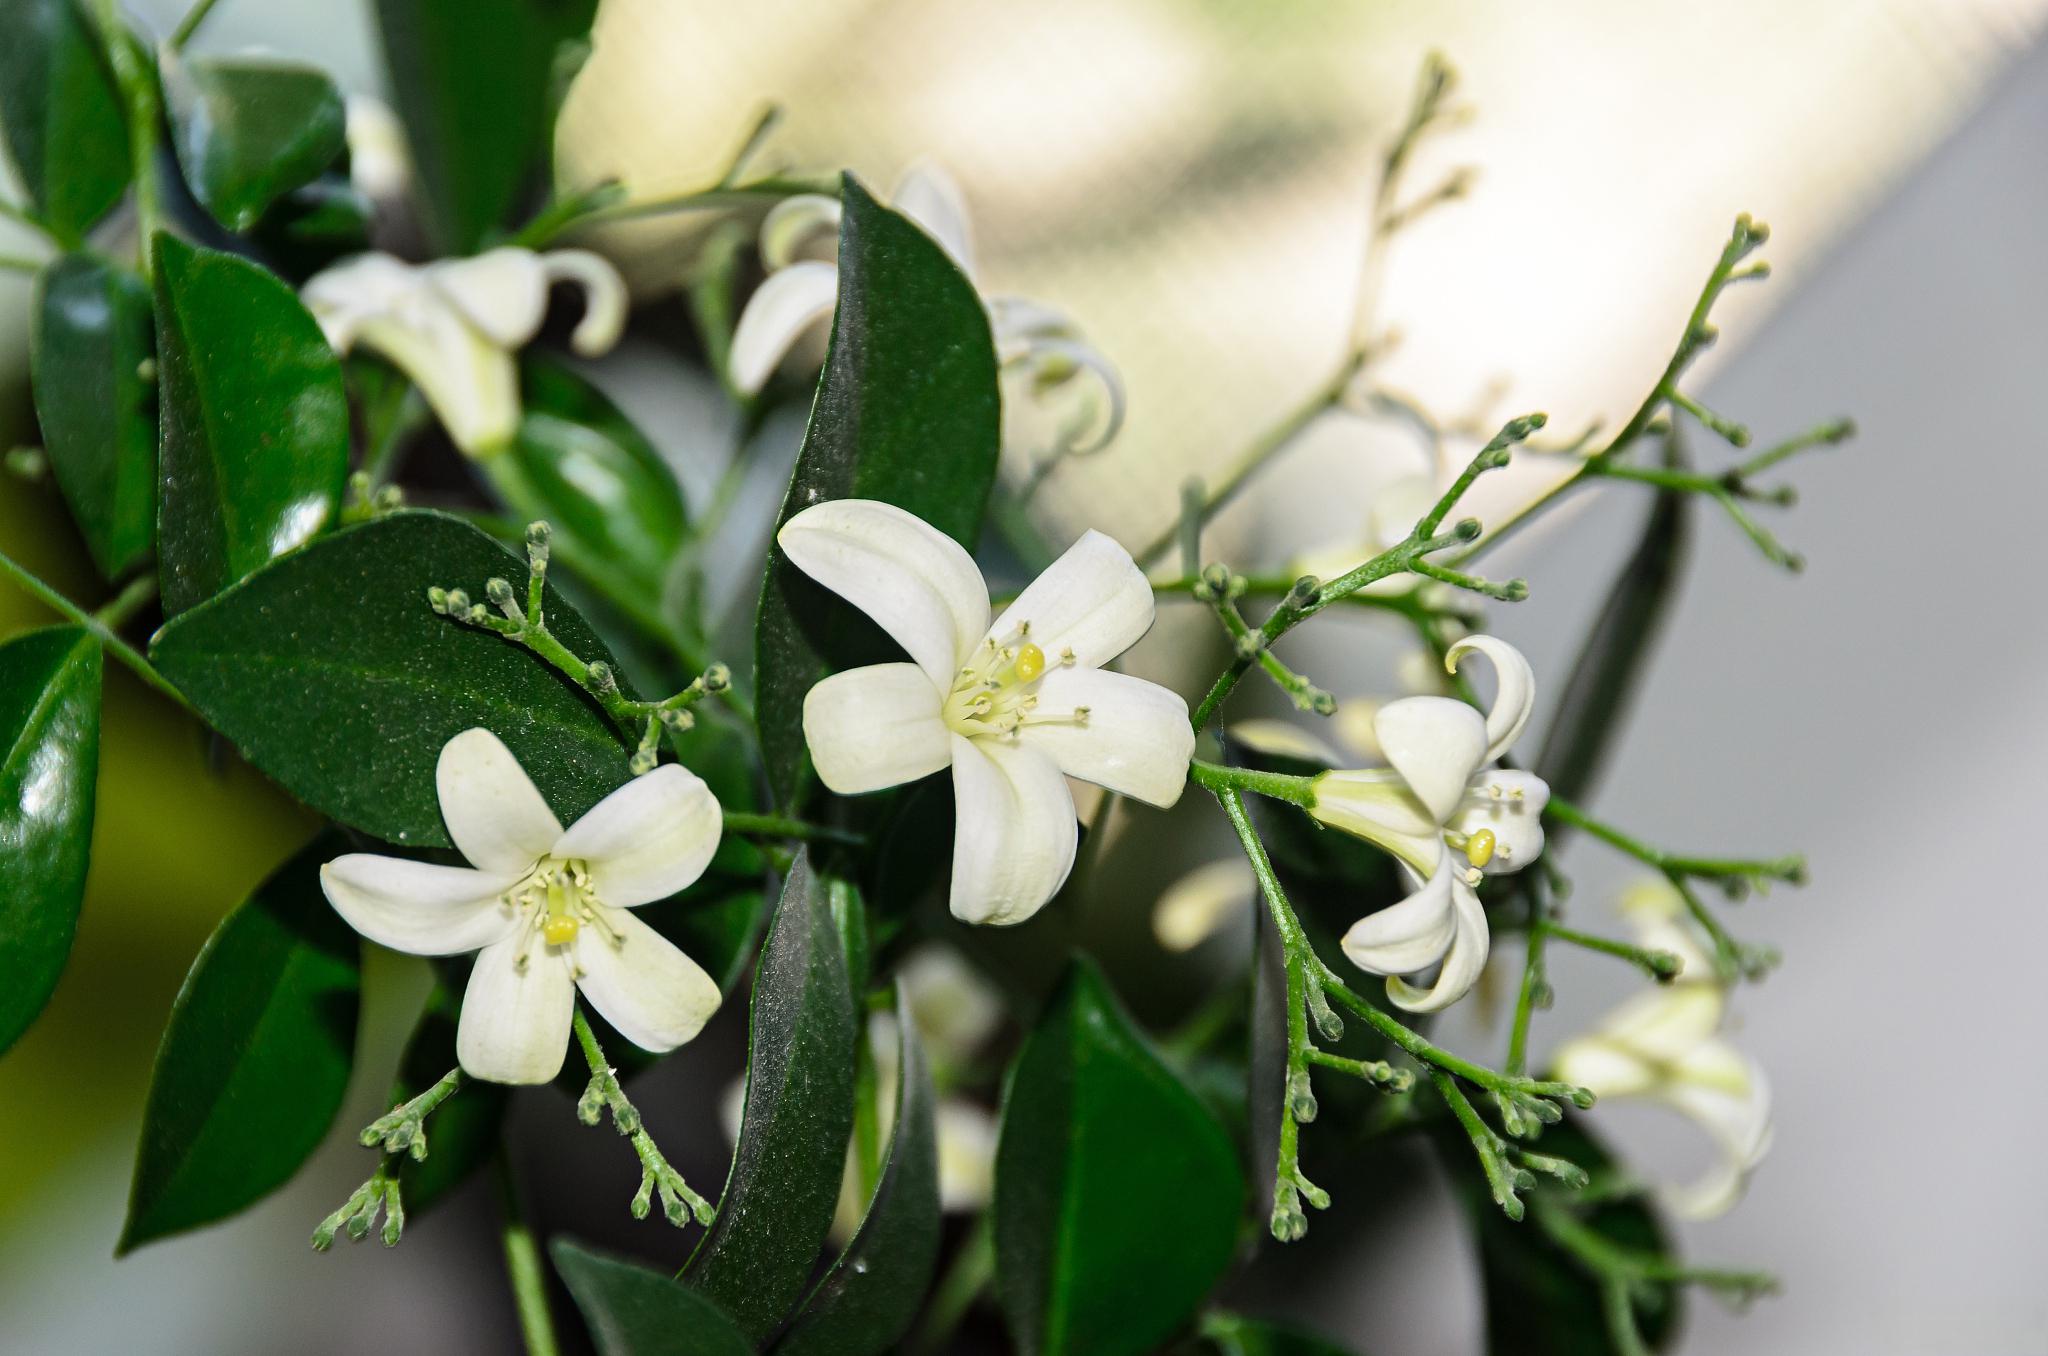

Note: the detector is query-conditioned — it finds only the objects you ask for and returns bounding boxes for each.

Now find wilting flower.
[780,498,1193,925]
[729,164,1124,458]
[320,728,722,1084]
[1308,634,1546,1013]
[303,246,628,456]
[1552,881,1773,1219]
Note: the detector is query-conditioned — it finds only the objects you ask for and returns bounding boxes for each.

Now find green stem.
[0,549,192,710]
[571,1009,715,1226]
[92,0,164,280]
[722,811,864,845]
[494,1147,562,1356]
[1543,796,1803,885]
[0,254,45,273]
[0,199,68,250]
[911,1215,994,1355]
[1188,758,1315,807]
[168,0,225,49]
[91,572,157,629]
[1541,920,1680,980]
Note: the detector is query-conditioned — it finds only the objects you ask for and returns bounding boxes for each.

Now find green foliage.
[0,0,129,239]
[685,851,859,1342]
[30,255,157,580]
[120,835,362,1253]
[150,510,633,847]
[753,173,1002,805]
[555,1239,754,1356]
[151,235,349,615]
[163,54,347,233]
[995,958,1245,1356]
[0,625,100,1055]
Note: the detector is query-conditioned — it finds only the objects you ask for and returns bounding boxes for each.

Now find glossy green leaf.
[776,988,942,1356]
[0,626,100,1055]
[372,0,597,252]
[685,850,858,1342]
[152,234,349,615]
[0,0,129,238]
[753,173,1001,804]
[995,958,1244,1356]
[30,254,156,580]
[164,53,347,232]
[149,509,632,847]
[393,979,509,1216]
[555,1239,752,1356]
[120,834,361,1252]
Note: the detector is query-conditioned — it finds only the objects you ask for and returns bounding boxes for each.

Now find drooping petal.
[552,764,722,908]
[1592,981,1727,1062]
[1015,666,1192,808]
[436,727,564,874]
[320,854,519,956]
[347,308,522,455]
[778,499,991,687]
[947,734,1077,926]
[1341,858,1458,977]
[1372,695,1488,825]
[428,247,550,347]
[989,529,1151,671]
[892,161,975,276]
[1446,634,1535,762]
[539,249,629,356]
[1551,1035,1659,1100]
[1309,768,1444,874]
[573,908,721,1053]
[999,332,1126,456]
[802,663,954,795]
[1229,718,1345,767]
[1152,857,1255,953]
[455,933,577,1084]
[1450,768,1550,875]
[1385,871,1490,1013]
[1661,1059,1772,1220]
[759,194,843,270]
[729,260,839,396]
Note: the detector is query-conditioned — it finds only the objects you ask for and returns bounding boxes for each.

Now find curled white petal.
[989,528,1152,670]
[1341,857,1459,977]
[759,194,844,270]
[552,763,722,908]
[801,663,954,795]
[455,933,575,1084]
[436,728,563,874]
[574,909,721,1053]
[1152,857,1255,953]
[427,248,550,347]
[892,161,975,276]
[1450,768,1550,875]
[1446,634,1535,763]
[729,260,839,396]
[540,249,629,356]
[320,855,519,956]
[1372,695,1488,825]
[1661,1060,1772,1219]
[1006,334,1126,456]
[1384,869,1490,1013]
[1015,665,1192,809]
[947,734,1076,926]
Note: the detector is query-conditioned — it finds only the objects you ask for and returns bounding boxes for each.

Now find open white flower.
[320,728,722,1085]
[780,498,1193,926]
[1307,635,1546,1013]
[303,246,628,457]
[729,164,1124,456]
[1552,881,1773,1220]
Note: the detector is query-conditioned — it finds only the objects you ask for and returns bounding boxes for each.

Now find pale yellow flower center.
[942,622,1091,738]
[503,857,622,975]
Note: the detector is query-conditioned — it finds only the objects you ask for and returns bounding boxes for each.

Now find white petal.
[898,945,1006,1056]
[947,735,1076,926]
[345,308,521,455]
[935,1101,998,1211]
[1015,666,1191,808]
[1451,769,1550,875]
[552,764,722,908]
[1594,981,1726,1062]
[759,194,843,270]
[778,499,991,687]
[1003,333,1125,456]
[1152,857,1255,953]
[1328,699,1384,762]
[1365,474,1439,553]
[1385,872,1490,1013]
[892,161,975,276]
[320,855,519,956]
[455,933,575,1084]
[574,908,721,1053]
[729,260,838,396]
[1446,634,1536,762]
[343,95,410,203]
[436,728,564,874]
[1372,695,1488,825]
[1309,768,1444,874]
[301,252,416,347]
[1662,1064,1772,1220]
[427,247,549,347]
[539,249,629,356]
[1341,858,1458,976]
[1229,718,1344,767]
[989,529,1151,670]
[802,663,954,795]
[1551,1036,1659,1100]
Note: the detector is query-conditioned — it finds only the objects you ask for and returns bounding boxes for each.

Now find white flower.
[302,246,628,457]
[728,164,1124,457]
[779,498,1194,926]
[343,95,412,207]
[1151,857,1256,953]
[320,728,722,1085]
[1307,634,1547,1013]
[1551,881,1773,1220]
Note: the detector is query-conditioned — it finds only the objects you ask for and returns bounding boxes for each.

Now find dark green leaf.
[372,0,598,252]
[554,1238,753,1356]
[995,957,1244,1356]
[247,176,375,278]
[753,173,1001,805]
[164,53,347,233]
[685,850,858,1342]
[30,254,156,579]
[149,509,632,847]
[0,0,129,238]
[152,234,349,615]
[639,881,764,997]
[0,626,100,1055]
[776,987,942,1356]
[120,833,361,1252]
[1204,1314,1358,1356]
[393,979,508,1215]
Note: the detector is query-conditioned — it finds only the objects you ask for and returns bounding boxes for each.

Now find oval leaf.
[150,509,631,845]
[152,235,349,615]
[0,0,129,237]
[120,833,361,1252]
[685,850,858,1342]
[555,1239,752,1356]
[0,625,100,1055]
[164,52,347,233]
[995,958,1245,1356]
[753,172,1001,805]
[776,986,942,1356]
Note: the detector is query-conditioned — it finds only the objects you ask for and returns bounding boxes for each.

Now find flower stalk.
[571,1010,714,1228]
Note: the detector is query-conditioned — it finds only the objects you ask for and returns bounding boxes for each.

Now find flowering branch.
[571,1009,715,1228]
[359,1066,462,1160]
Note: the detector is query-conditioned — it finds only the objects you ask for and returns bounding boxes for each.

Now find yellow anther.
[543,914,580,946]
[1013,642,1046,684]
[1465,828,1497,869]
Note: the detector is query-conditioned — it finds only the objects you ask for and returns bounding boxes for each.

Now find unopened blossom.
[320,728,722,1084]
[729,163,1124,457]
[303,246,628,456]
[781,498,1193,926]
[1308,634,1546,1013]
[1552,881,1773,1219]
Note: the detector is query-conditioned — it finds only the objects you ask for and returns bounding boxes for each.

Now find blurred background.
[3,1,2046,1352]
